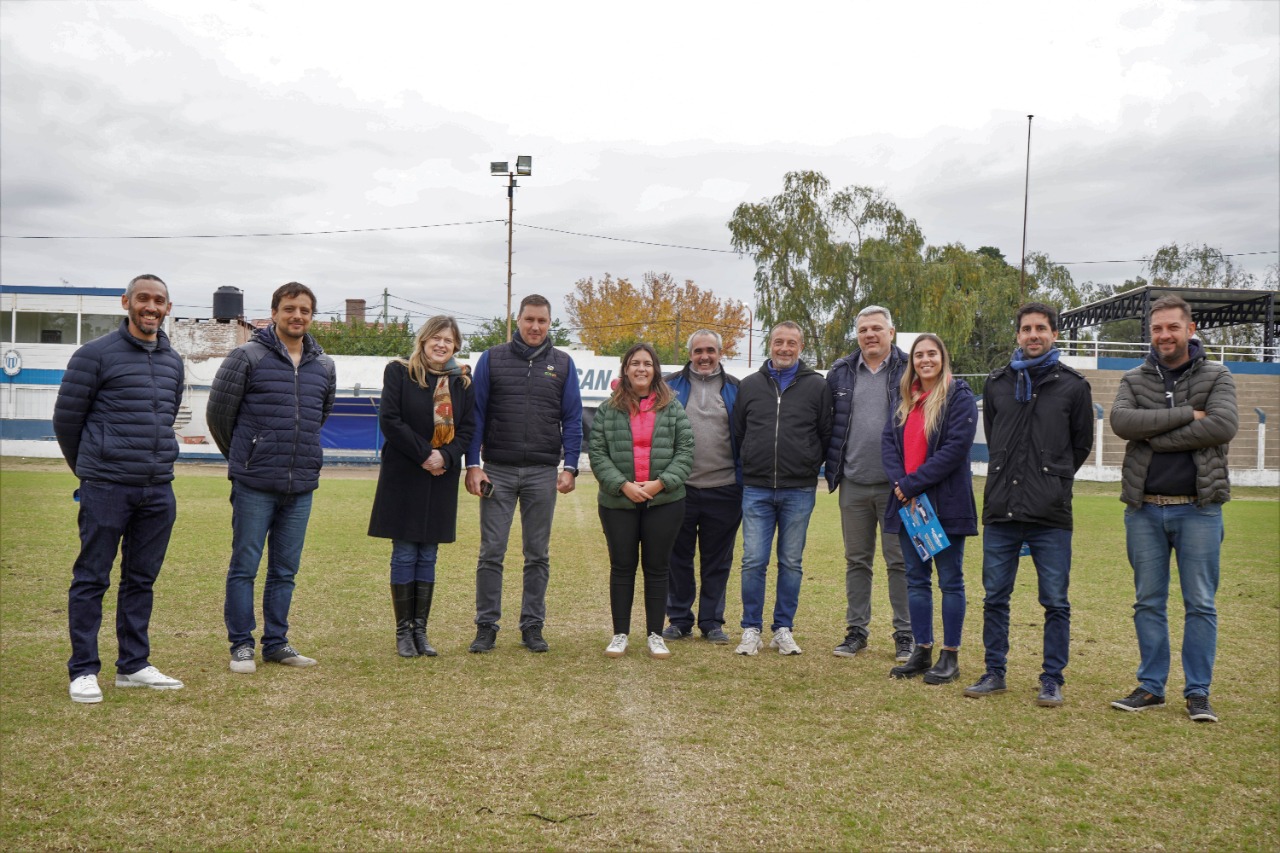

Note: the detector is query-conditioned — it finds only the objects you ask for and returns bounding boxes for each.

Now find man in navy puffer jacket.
[208,282,335,673]
[54,274,186,703]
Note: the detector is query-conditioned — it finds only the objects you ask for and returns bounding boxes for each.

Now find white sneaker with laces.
[770,627,803,655]
[229,646,257,674]
[69,674,103,704]
[736,627,763,656]
[115,665,184,690]
[605,634,628,658]
[647,632,671,659]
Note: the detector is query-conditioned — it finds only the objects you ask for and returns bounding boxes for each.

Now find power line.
[514,223,738,253]
[0,219,505,239]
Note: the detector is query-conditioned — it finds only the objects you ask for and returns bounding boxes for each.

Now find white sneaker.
[647,632,671,659]
[605,634,628,658]
[770,627,803,655]
[736,627,763,656]
[229,646,256,674]
[115,665,184,690]
[69,674,102,704]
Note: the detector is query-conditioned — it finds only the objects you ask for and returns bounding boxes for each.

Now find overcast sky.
[2,0,1277,345]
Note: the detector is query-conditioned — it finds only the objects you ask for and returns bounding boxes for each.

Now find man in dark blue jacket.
[661,329,741,644]
[54,274,186,703]
[824,306,914,663]
[964,303,1092,707]
[208,282,336,674]
[464,294,582,654]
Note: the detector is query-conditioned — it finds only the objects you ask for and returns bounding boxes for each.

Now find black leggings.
[598,500,685,635]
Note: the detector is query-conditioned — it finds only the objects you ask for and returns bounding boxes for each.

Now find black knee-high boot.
[392,583,418,657]
[413,581,437,657]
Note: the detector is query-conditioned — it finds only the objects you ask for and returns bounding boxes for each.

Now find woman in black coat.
[368,316,475,657]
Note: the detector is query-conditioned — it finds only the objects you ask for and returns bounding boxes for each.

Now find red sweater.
[903,388,932,474]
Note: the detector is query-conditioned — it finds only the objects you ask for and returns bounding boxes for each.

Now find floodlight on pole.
[491,156,532,341]
[1019,115,1034,302]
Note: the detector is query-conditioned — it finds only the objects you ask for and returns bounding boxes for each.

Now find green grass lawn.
[1,461,1277,851]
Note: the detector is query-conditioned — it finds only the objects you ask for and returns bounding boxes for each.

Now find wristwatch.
[563,467,579,477]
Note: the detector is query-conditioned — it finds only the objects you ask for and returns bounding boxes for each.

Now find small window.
[15,312,76,345]
[81,314,120,342]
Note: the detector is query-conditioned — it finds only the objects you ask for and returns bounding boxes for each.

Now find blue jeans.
[391,540,439,584]
[899,530,967,649]
[981,522,1072,684]
[67,480,177,679]
[1125,502,1223,698]
[224,483,314,654]
[740,485,816,632]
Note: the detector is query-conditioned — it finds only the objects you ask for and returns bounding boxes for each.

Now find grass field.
[1,460,1277,851]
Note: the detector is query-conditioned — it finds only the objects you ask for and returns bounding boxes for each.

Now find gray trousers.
[474,463,559,630]
[839,480,910,634]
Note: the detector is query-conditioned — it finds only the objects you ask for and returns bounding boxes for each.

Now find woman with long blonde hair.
[368,316,474,657]
[880,333,978,685]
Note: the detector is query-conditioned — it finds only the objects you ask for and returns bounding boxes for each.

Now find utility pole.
[1019,114,1034,302]
[505,177,515,341]
[381,288,389,328]
[673,309,681,365]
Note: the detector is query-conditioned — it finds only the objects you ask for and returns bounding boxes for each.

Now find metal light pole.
[1019,115,1034,302]
[490,156,532,342]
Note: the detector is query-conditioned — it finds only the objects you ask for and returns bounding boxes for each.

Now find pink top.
[630,396,657,481]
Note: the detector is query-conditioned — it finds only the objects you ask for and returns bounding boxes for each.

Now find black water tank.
[212,286,243,322]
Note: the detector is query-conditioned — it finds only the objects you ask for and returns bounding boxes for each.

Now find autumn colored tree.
[564,272,747,364]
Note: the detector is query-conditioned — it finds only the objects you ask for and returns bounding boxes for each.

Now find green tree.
[727,171,923,368]
[310,316,414,356]
[463,316,571,355]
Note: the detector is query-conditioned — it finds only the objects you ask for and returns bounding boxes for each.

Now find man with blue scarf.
[965,303,1093,707]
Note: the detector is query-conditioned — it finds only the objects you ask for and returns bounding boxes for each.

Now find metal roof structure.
[1059,284,1277,360]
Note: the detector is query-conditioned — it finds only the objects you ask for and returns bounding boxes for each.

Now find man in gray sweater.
[1109,294,1238,724]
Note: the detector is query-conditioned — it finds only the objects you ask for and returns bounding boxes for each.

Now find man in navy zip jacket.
[661,329,741,644]
[732,321,833,657]
[824,306,914,663]
[464,294,583,654]
[208,282,336,674]
[54,274,186,703]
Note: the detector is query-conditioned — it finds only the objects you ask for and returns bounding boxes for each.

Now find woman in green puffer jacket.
[589,343,695,660]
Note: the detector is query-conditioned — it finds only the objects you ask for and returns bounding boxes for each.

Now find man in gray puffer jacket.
[1108,294,1237,724]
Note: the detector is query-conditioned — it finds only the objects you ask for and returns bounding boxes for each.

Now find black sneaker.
[702,626,731,645]
[833,628,868,658]
[963,672,1007,698]
[469,622,498,653]
[1036,677,1064,707]
[893,631,915,663]
[262,644,317,667]
[1111,687,1165,712]
[1186,695,1218,723]
[520,624,549,653]
[662,624,692,641]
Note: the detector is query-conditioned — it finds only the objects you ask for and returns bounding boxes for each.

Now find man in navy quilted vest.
[54,274,186,703]
[208,282,336,674]
[464,294,583,654]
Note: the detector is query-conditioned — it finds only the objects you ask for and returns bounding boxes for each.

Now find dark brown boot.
[413,581,437,657]
[890,643,932,679]
[392,584,417,657]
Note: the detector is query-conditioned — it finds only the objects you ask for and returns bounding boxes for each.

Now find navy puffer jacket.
[881,378,979,536]
[53,320,184,485]
[207,325,336,494]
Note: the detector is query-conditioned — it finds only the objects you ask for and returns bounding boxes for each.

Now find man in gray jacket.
[1108,294,1238,723]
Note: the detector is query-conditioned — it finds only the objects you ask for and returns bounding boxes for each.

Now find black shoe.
[702,626,731,644]
[1111,687,1165,712]
[520,624,549,653]
[890,644,932,679]
[922,648,960,684]
[833,628,868,658]
[1186,695,1218,723]
[391,583,417,658]
[413,581,436,657]
[893,631,915,663]
[662,624,692,641]
[963,672,1008,698]
[1036,677,1064,707]
[469,622,498,653]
